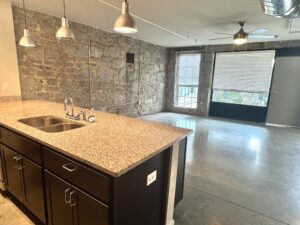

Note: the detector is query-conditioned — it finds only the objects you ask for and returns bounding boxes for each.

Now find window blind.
[177,54,201,86]
[213,50,275,93]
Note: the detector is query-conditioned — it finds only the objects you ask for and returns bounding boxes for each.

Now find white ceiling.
[12,0,300,47]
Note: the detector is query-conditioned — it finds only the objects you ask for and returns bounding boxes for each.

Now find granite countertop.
[0,100,191,177]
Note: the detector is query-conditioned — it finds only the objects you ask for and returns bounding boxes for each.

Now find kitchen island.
[0,100,191,225]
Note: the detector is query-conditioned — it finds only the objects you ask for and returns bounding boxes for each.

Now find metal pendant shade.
[56,17,75,40]
[114,0,137,34]
[19,28,35,47]
[19,0,35,47]
[56,0,75,40]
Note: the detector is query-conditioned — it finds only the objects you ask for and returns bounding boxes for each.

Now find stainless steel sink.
[18,116,84,133]
[39,123,83,133]
[19,116,65,128]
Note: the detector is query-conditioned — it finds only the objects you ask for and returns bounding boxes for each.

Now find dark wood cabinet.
[73,183,109,225]
[1,144,23,202]
[113,149,170,225]
[0,128,41,164]
[0,126,187,225]
[0,144,46,223]
[45,170,73,225]
[45,170,109,225]
[175,138,187,206]
[21,157,46,222]
[43,147,110,204]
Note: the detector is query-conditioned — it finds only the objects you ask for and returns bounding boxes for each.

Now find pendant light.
[114,0,137,34]
[19,0,35,47]
[56,0,75,40]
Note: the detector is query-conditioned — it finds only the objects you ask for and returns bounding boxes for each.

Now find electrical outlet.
[147,170,157,186]
[2,82,9,91]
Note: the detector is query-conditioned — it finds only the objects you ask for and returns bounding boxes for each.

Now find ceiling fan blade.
[248,28,269,34]
[248,34,278,39]
[210,37,232,41]
[215,32,233,36]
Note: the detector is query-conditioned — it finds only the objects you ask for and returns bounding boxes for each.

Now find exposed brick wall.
[12,6,167,117]
[166,40,300,116]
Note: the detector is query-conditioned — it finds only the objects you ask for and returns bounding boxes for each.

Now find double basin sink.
[18,116,84,133]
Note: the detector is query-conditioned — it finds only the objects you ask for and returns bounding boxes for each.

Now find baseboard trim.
[167,219,175,225]
[266,123,299,128]
[0,95,21,102]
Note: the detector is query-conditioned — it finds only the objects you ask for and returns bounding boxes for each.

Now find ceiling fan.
[210,21,278,45]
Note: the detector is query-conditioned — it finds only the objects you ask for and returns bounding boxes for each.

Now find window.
[174,53,201,108]
[212,50,275,107]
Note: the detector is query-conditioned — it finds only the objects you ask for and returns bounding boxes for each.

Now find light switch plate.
[2,82,9,91]
[147,170,157,186]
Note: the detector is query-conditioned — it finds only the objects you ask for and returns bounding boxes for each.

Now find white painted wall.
[0,0,21,97]
[267,55,300,127]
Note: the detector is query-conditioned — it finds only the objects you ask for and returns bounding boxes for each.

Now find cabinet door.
[175,137,187,206]
[21,157,46,223]
[45,171,73,225]
[73,186,109,225]
[1,145,23,202]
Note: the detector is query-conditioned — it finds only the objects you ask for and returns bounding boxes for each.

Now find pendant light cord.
[63,0,66,18]
[22,0,27,28]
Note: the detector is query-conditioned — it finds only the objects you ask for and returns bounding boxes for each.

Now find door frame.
[266,47,300,126]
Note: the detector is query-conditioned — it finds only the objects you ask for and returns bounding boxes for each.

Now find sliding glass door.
[209,50,275,122]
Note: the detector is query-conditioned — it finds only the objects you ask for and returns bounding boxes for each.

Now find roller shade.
[213,50,275,93]
[177,54,201,86]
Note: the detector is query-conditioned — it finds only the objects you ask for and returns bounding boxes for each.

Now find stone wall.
[13,6,167,117]
[166,40,300,116]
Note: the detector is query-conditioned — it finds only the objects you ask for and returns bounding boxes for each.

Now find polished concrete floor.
[141,113,300,225]
[1,113,300,225]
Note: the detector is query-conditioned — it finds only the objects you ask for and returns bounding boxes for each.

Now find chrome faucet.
[64,97,95,122]
[64,97,74,118]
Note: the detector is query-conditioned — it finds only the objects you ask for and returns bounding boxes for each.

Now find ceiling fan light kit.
[233,22,248,45]
[19,0,35,47]
[233,36,247,45]
[56,0,75,40]
[212,21,278,45]
[114,0,137,34]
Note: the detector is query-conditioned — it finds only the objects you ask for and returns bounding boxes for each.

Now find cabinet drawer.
[43,147,110,203]
[0,128,41,165]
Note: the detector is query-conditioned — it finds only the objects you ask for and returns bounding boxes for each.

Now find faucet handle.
[88,115,96,122]
[81,110,87,121]
[73,110,87,121]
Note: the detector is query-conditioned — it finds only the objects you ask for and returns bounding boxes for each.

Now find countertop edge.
[0,121,192,177]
